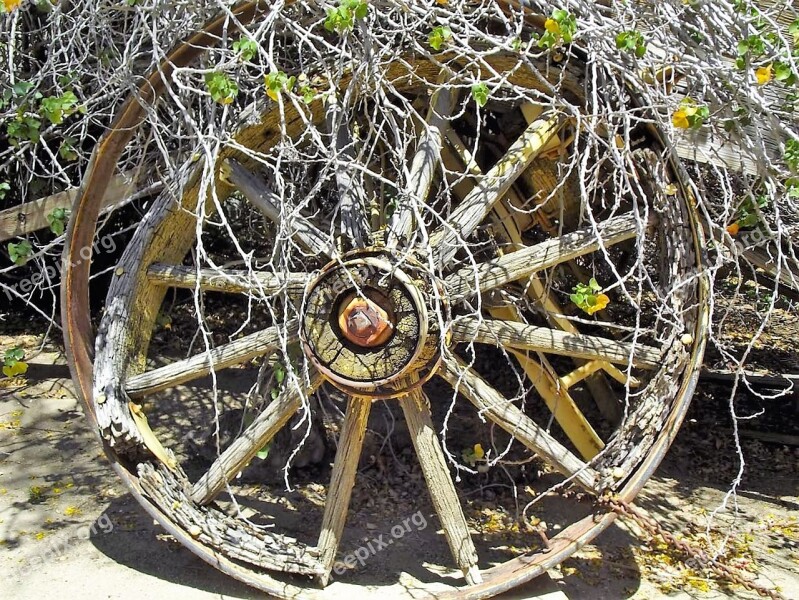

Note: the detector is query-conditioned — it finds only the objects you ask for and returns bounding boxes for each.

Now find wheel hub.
[300,250,448,397]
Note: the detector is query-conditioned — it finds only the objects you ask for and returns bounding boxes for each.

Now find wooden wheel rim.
[62,2,711,598]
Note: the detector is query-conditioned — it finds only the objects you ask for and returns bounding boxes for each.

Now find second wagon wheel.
[63,2,709,598]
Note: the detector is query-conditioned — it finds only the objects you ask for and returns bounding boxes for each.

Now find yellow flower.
[671,108,690,129]
[755,64,773,86]
[473,443,485,460]
[3,0,22,12]
[544,18,561,35]
[585,293,609,315]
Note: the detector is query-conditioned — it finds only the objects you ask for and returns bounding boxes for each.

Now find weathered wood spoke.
[439,354,600,491]
[316,396,372,586]
[147,263,308,297]
[125,321,299,398]
[327,98,370,247]
[191,370,322,505]
[399,388,482,586]
[387,72,456,248]
[429,111,564,267]
[445,213,642,299]
[451,317,661,368]
[441,127,625,428]
[221,158,335,257]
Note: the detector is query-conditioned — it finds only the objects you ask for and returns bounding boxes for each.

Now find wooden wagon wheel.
[63,2,709,598]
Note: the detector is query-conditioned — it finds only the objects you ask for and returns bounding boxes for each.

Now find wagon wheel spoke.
[387,70,456,249]
[440,354,600,491]
[399,386,482,586]
[444,212,642,299]
[125,322,299,398]
[450,317,661,368]
[147,263,309,297]
[221,158,335,257]
[442,125,627,424]
[429,111,565,268]
[316,396,372,586]
[191,371,322,505]
[327,97,371,247]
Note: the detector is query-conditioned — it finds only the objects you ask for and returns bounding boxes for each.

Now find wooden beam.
[400,387,482,585]
[316,396,371,586]
[429,111,564,267]
[451,317,661,368]
[147,263,308,296]
[0,169,146,242]
[125,321,298,397]
[445,213,641,299]
[440,355,600,491]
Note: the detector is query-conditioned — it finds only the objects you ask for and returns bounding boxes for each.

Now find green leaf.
[47,207,69,236]
[0,182,9,201]
[5,347,24,363]
[8,240,32,265]
[785,138,799,172]
[58,137,78,162]
[615,30,646,58]
[324,0,368,33]
[428,26,452,51]
[205,72,238,105]
[7,115,41,146]
[256,442,272,460]
[790,19,799,44]
[40,91,79,125]
[471,83,489,107]
[353,0,368,19]
[737,40,749,56]
[774,61,794,82]
[274,361,286,385]
[232,38,259,62]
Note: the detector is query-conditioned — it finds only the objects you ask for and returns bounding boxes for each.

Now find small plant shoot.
[2,347,28,378]
[324,0,368,33]
[571,278,610,315]
[205,72,239,105]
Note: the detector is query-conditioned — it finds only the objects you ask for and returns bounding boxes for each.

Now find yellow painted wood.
[490,304,604,459]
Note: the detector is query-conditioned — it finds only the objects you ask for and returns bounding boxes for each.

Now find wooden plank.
[400,387,482,585]
[125,321,298,397]
[440,355,600,491]
[451,317,661,368]
[147,263,308,296]
[387,72,456,248]
[445,213,640,299]
[700,368,799,388]
[221,158,335,257]
[316,396,371,586]
[191,370,322,505]
[0,169,145,242]
[327,97,370,247]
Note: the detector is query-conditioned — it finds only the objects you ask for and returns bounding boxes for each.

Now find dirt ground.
[0,314,797,600]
